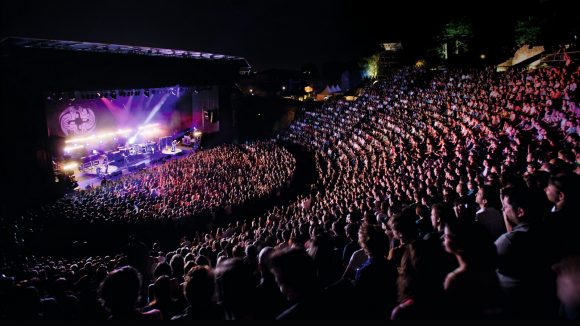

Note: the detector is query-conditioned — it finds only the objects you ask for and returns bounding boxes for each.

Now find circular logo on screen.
[59,106,97,136]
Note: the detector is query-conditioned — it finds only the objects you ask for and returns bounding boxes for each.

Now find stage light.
[63,144,84,152]
[140,127,160,136]
[138,123,160,130]
[117,128,132,135]
[62,162,79,171]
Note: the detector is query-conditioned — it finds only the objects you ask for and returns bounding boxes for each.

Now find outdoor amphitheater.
[0,0,579,321]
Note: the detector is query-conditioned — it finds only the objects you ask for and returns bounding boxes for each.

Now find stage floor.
[73,145,192,190]
[161,147,183,155]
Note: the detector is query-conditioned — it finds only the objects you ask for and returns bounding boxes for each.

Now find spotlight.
[62,162,79,171]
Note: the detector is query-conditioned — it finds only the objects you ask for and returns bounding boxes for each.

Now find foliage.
[514,16,543,47]
[359,53,380,79]
[435,17,474,59]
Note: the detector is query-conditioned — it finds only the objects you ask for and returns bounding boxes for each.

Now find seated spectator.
[214,258,257,320]
[171,266,223,320]
[354,223,397,319]
[475,185,506,240]
[544,173,580,263]
[497,186,558,319]
[142,275,182,320]
[552,255,580,320]
[269,247,329,319]
[443,219,504,319]
[98,266,162,320]
[391,240,447,319]
[254,247,288,319]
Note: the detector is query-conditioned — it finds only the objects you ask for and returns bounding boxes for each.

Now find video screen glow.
[46,87,194,140]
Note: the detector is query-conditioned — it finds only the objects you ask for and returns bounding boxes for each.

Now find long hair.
[444,220,497,270]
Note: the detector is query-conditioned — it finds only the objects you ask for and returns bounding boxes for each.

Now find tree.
[514,16,543,47]
[436,17,474,60]
[359,53,380,79]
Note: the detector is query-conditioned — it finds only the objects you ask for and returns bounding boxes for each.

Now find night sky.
[1,0,574,71]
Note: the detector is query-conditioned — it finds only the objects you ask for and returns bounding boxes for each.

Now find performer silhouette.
[104,157,109,174]
[123,153,129,167]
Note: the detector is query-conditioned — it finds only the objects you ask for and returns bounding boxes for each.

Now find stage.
[80,164,120,176]
[161,147,183,155]
[73,145,192,189]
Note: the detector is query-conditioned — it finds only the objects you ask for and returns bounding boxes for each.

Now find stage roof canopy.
[0,36,252,92]
[0,37,250,66]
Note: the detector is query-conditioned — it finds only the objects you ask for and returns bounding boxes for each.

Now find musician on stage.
[171,139,177,152]
[123,153,129,167]
[104,156,109,175]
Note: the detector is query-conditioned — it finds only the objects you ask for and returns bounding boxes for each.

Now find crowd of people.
[1,63,580,320]
[1,141,295,250]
